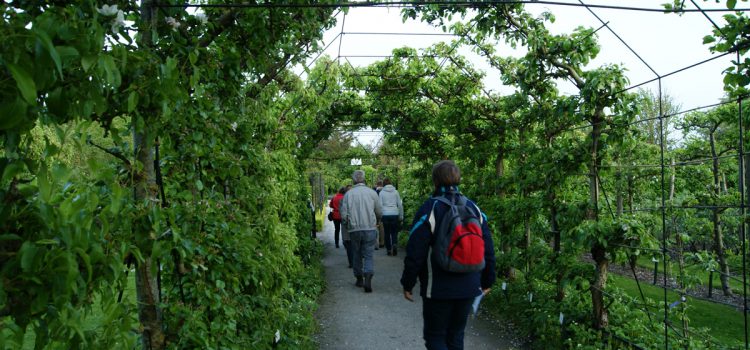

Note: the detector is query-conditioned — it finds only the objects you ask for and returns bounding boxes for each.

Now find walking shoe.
[386,250,392,256]
[392,248,397,256]
[364,274,373,293]
[355,276,363,287]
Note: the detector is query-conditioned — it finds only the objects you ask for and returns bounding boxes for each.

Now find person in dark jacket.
[401,160,496,350]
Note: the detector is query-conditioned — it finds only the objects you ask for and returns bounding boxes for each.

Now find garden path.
[313,215,523,350]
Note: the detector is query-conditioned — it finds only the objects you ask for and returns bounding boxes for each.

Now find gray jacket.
[379,185,403,220]
[340,183,382,233]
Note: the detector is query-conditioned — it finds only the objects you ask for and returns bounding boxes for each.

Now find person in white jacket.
[378,178,404,256]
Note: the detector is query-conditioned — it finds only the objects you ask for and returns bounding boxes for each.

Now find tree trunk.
[496,145,516,280]
[670,159,686,288]
[134,127,166,349]
[548,186,564,301]
[669,158,676,203]
[524,212,531,273]
[589,111,608,329]
[710,132,733,296]
[134,2,166,349]
[627,175,634,213]
[590,243,609,329]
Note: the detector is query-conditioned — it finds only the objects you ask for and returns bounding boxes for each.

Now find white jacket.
[379,185,403,220]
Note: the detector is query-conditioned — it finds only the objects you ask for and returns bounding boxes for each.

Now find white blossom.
[97,4,119,16]
[194,12,208,25]
[165,17,181,31]
[230,122,238,132]
[112,10,125,33]
[274,330,281,343]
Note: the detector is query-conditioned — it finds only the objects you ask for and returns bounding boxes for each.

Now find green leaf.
[20,242,38,273]
[100,55,121,87]
[127,91,138,112]
[7,63,37,105]
[35,239,59,245]
[727,0,737,9]
[0,97,28,130]
[1,159,24,184]
[702,35,716,44]
[196,179,204,191]
[0,234,22,241]
[34,28,63,79]
[81,55,96,72]
[75,248,93,282]
[37,164,51,202]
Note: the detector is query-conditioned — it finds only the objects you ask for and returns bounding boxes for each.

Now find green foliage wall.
[1,1,339,349]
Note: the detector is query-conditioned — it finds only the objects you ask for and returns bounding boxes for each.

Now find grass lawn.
[633,255,746,295]
[610,274,745,347]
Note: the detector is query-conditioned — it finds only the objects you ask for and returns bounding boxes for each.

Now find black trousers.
[422,297,473,350]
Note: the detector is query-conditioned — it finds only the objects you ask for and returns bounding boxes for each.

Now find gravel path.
[313,217,523,350]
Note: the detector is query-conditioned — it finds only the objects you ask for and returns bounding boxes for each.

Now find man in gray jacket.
[340,170,382,293]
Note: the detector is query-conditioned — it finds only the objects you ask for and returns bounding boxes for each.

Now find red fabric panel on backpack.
[448,221,484,265]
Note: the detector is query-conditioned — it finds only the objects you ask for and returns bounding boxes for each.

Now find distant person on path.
[379,178,403,256]
[401,160,496,350]
[374,180,386,250]
[329,186,346,249]
[341,170,382,293]
[341,185,354,268]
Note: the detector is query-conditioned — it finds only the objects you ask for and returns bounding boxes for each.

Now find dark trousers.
[333,219,342,247]
[342,240,353,267]
[422,297,473,350]
[382,215,400,251]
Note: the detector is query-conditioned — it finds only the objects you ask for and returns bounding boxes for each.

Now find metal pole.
[658,78,669,349]
[736,49,748,348]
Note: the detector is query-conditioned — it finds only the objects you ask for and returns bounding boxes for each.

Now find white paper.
[472,289,484,316]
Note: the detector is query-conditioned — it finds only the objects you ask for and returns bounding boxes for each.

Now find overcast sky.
[312,1,744,147]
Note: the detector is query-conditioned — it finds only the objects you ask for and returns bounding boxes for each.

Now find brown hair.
[383,178,392,185]
[432,160,461,188]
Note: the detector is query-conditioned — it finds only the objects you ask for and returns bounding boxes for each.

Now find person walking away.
[329,187,346,248]
[401,160,496,350]
[341,185,354,268]
[340,170,382,293]
[374,180,385,249]
[379,178,403,256]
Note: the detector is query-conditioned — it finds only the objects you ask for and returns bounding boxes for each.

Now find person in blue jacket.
[400,160,496,350]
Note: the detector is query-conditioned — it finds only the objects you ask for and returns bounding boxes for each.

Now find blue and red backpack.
[428,194,486,273]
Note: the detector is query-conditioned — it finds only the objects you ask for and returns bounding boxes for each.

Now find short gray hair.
[352,170,366,184]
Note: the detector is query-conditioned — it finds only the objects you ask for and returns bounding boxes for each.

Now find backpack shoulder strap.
[428,198,441,233]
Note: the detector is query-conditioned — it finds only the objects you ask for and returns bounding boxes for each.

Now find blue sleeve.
[480,216,496,290]
[400,200,433,292]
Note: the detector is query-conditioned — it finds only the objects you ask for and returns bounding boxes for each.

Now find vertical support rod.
[658,78,669,349]
[736,49,748,349]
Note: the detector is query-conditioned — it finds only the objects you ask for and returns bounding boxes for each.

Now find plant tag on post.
[502,282,507,290]
[559,312,564,325]
[528,292,533,302]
